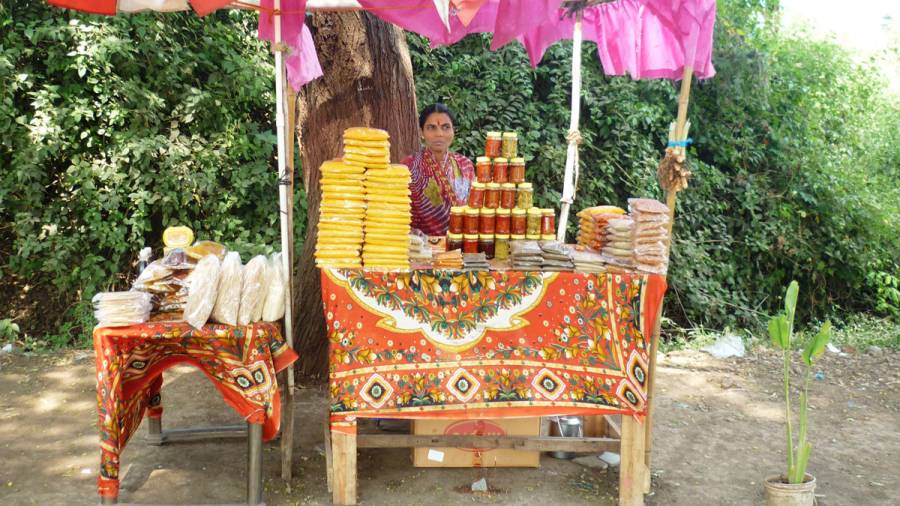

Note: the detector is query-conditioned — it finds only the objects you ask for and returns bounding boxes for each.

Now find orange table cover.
[321,269,666,433]
[93,321,297,497]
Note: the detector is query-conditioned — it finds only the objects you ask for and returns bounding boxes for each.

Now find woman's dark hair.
[418,103,455,129]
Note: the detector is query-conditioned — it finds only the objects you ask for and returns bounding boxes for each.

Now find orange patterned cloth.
[92,321,297,498]
[321,269,666,434]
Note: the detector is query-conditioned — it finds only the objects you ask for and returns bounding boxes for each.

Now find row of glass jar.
[449,206,556,237]
[467,181,533,209]
[484,131,518,160]
[474,156,525,184]
[448,233,556,260]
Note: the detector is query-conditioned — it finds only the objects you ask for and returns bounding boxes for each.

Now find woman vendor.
[402,103,475,236]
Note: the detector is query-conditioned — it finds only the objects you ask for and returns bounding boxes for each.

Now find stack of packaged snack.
[363,164,412,269]
[463,252,490,271]
[539,240,574,272]
[570,248,606,273]
[132,248,196,313]
[576,206,626,250]
[600,217,635,267]
[92,291,153,327]
[315,159,366,268]
[510,240,543,270]
[628,198,671,274]
[408,232,432,264]
[433,250,463,270]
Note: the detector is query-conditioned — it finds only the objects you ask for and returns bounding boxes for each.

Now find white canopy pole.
[556,9,583,242]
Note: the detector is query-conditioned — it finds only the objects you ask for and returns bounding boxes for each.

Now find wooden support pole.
[644,65,694,473]
[619,416,647,506]
[331,430,357,506]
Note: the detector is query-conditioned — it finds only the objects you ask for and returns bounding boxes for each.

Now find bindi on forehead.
[425,113,453,128]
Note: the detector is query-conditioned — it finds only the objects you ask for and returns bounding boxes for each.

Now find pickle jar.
[484,131,502,158]
[467,182,485,208]
[447,233,464,251]
[500,183,517,209]
[479,208,496,235]
[478,234,495,260]
[475,157,492,183]
[516,182,534,209]
[463,234,479,254]
[492,157,508,183]
[509,158,526,183]
[526,207,542,236]
[540,208,556,236]
[464,207,480,235]
[501,132,518,159]
[494,234,511,261]
[495,208,511,235]
[484,183,501,209]
[449,206,465,234]
[511,208,527,235]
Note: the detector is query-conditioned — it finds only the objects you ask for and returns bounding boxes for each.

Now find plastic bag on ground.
[262,253,286,322]
[211,252,242,326]
[183,255,221,329]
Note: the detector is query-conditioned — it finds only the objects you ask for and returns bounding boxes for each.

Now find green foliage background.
[1,0,897,347]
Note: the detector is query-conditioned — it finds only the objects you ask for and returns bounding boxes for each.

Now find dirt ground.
[1,347,897,506]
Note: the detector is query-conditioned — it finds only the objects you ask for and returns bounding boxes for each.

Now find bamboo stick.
[644,65,694,471]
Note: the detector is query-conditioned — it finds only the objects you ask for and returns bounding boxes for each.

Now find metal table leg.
[247,423,264,505]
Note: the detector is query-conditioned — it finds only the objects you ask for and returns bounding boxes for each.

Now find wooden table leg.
[280,372,295,481]
[331,421,357,506]
[324,415,334,493]
[619,416,647,506]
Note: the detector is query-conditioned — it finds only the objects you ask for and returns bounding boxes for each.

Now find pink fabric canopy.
[518,0,717,79]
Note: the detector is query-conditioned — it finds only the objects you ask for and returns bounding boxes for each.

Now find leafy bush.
[1,1,298,345]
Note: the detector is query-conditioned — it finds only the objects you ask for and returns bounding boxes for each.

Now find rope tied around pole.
[271,41,290,54]
[561,129,582,205]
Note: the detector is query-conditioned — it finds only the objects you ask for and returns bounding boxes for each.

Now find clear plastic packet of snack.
[92,291,153,327]
[238,255,269,326]
[183,254,221,329]
[262,253,286,322]
[160,248,195,270]
[211,251,242,326]
[627,198,669,214]
[132,260,174,293]
[185,241,228,261]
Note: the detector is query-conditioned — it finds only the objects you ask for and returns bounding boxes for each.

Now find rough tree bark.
[293,12,419,380]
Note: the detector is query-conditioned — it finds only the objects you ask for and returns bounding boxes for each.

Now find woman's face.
[421,112,454,153]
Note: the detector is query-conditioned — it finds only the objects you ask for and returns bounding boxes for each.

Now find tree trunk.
[293,12,419,380]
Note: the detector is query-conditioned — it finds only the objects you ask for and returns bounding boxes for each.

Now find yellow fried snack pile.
[576,205,626,250]
[315,159,366,268]
[343,127,391,170]
[363,164,411,270]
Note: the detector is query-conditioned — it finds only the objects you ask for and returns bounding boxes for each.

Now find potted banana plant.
[764,281,833,506]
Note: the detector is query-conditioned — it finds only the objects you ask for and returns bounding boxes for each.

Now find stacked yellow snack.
[363,164,412,269]
[315,159,366,268]
[576,205,626,250]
